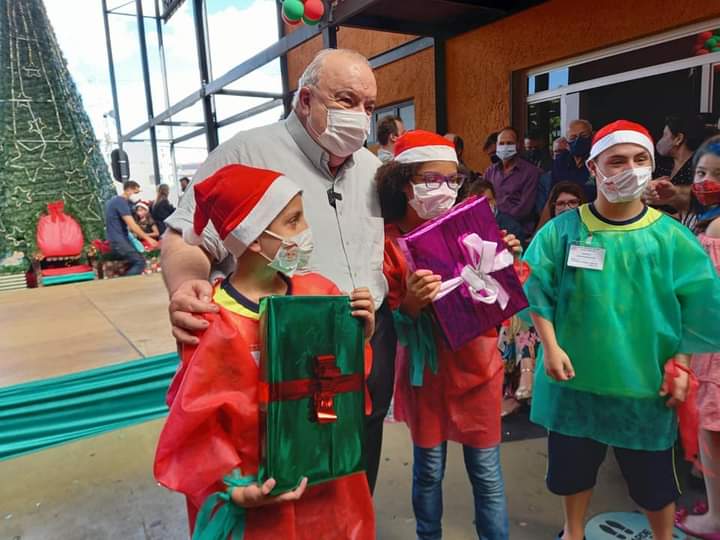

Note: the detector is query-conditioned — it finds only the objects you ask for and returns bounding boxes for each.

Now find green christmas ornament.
[712,46,720,53]
[282,0,305,22]
[303,15,321,25]
[705,37,718,49]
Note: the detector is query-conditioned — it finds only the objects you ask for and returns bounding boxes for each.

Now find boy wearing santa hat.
[153,163,376,539]
[523,120,720,540]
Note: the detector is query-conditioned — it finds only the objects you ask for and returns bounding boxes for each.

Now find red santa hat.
[184,164,301,256]
[588,120,655,169]
[393,130,458,164]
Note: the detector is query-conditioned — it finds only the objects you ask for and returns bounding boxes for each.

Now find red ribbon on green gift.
[259,355,362,424]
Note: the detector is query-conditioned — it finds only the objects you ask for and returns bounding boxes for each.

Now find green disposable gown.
[524,204,720,450]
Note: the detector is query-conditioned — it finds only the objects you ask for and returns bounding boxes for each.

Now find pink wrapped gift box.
[397,196,528,351]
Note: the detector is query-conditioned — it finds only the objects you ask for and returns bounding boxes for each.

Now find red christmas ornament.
[696,48,710,55]
[700,31,714,42]
[303,0,325,23]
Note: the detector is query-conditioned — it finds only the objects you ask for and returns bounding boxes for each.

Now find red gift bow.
[259,355,363,424]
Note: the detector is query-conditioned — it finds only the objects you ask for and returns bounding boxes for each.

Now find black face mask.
[526,149,541,162]
[490,154,501,165]
[569,136,591,158]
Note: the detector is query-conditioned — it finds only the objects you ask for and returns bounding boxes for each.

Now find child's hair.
[693,134,720,233]
[467,178,495,199]
[375,160,422,223]
[692,134,720,170]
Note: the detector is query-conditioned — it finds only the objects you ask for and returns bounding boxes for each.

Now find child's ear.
[247,239,262,254]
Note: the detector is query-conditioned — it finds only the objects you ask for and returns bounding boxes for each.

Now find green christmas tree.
[0,0,115,265]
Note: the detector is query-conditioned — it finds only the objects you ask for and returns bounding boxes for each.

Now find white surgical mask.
[408,183,458,220]
[308,103,370,158]
[260,228,314,277]
[496,144,517,161]
[595,166,652,203]
[128,193,141,203]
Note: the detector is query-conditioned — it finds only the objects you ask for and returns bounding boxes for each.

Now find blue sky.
[44,0,283,165]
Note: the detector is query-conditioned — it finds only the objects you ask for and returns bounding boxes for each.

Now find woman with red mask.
[676,136,720,540]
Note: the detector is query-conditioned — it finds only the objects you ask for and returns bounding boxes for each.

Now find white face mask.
[308,103,370,158]
[260,228,314,277]
[595,166,652,203]
[496,144,517,161]
[408,183,458,220]
[128,193,141,203]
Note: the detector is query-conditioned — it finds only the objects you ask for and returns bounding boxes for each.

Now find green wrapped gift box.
[258,295,366,495]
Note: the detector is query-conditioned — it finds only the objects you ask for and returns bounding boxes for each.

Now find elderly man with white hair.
[160,48,394,493]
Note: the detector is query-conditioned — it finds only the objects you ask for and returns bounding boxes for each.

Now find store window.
[521,22,720,144]
[368,100,415,145]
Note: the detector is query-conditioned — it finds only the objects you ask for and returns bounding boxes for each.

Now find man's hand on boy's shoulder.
[231,477,308,508]
[168,279,219,345]
[350,287,375,340]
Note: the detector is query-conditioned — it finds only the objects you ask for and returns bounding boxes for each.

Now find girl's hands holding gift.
[231,477,308,508]
[401,269,442,319]
[350,287,376,340]
[501,230,523,257]
[544,345,575,381]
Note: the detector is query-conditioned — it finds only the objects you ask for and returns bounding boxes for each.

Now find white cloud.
[43,0,282,182]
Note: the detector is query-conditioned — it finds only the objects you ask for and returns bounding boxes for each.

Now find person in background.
[484,126,541,234]
[468,179,527,247]
[179,177,190,194]
[376,116,405,163]
[675,136,720,539]
[151,183,175,235]
[467,179,536,416]
[105,180,157,276]
[447,133,480,201]
[134,201,160,241]
[552,120,596,201]
[483,131,500,166]
[524,129,553,172]
[644,114,710,229]
[552,137,569,160]
[535,181,587,232]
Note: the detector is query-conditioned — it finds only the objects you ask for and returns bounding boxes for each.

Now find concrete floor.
[0,418,672,540]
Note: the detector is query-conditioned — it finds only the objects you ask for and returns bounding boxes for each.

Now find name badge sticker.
[567,243,606,271]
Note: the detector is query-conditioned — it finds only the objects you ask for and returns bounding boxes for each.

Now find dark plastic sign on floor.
[586,512,683,540]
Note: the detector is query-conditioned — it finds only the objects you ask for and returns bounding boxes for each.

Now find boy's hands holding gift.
[401,270,442,319]
[350,287,376,340]
[231,477,308,508]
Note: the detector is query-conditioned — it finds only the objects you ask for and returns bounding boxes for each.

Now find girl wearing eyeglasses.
[375,131,521,540]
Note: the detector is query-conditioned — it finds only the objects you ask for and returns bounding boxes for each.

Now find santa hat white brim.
[395,145,458,164]
[588,130,655,170]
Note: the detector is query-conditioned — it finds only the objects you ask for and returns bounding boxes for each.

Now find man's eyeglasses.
[554,199,581,210]
[413,172,467,189]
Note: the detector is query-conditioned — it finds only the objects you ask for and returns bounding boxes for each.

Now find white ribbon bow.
[434,233,514,309]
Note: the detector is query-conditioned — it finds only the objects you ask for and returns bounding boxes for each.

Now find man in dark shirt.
[524,129,553,172]
[551,119,597,201]
[484,126,541,234]
[105,180,158,276]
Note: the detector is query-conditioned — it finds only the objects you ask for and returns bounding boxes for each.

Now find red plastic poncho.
[384,225,503,449]
[155,273,375,540]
